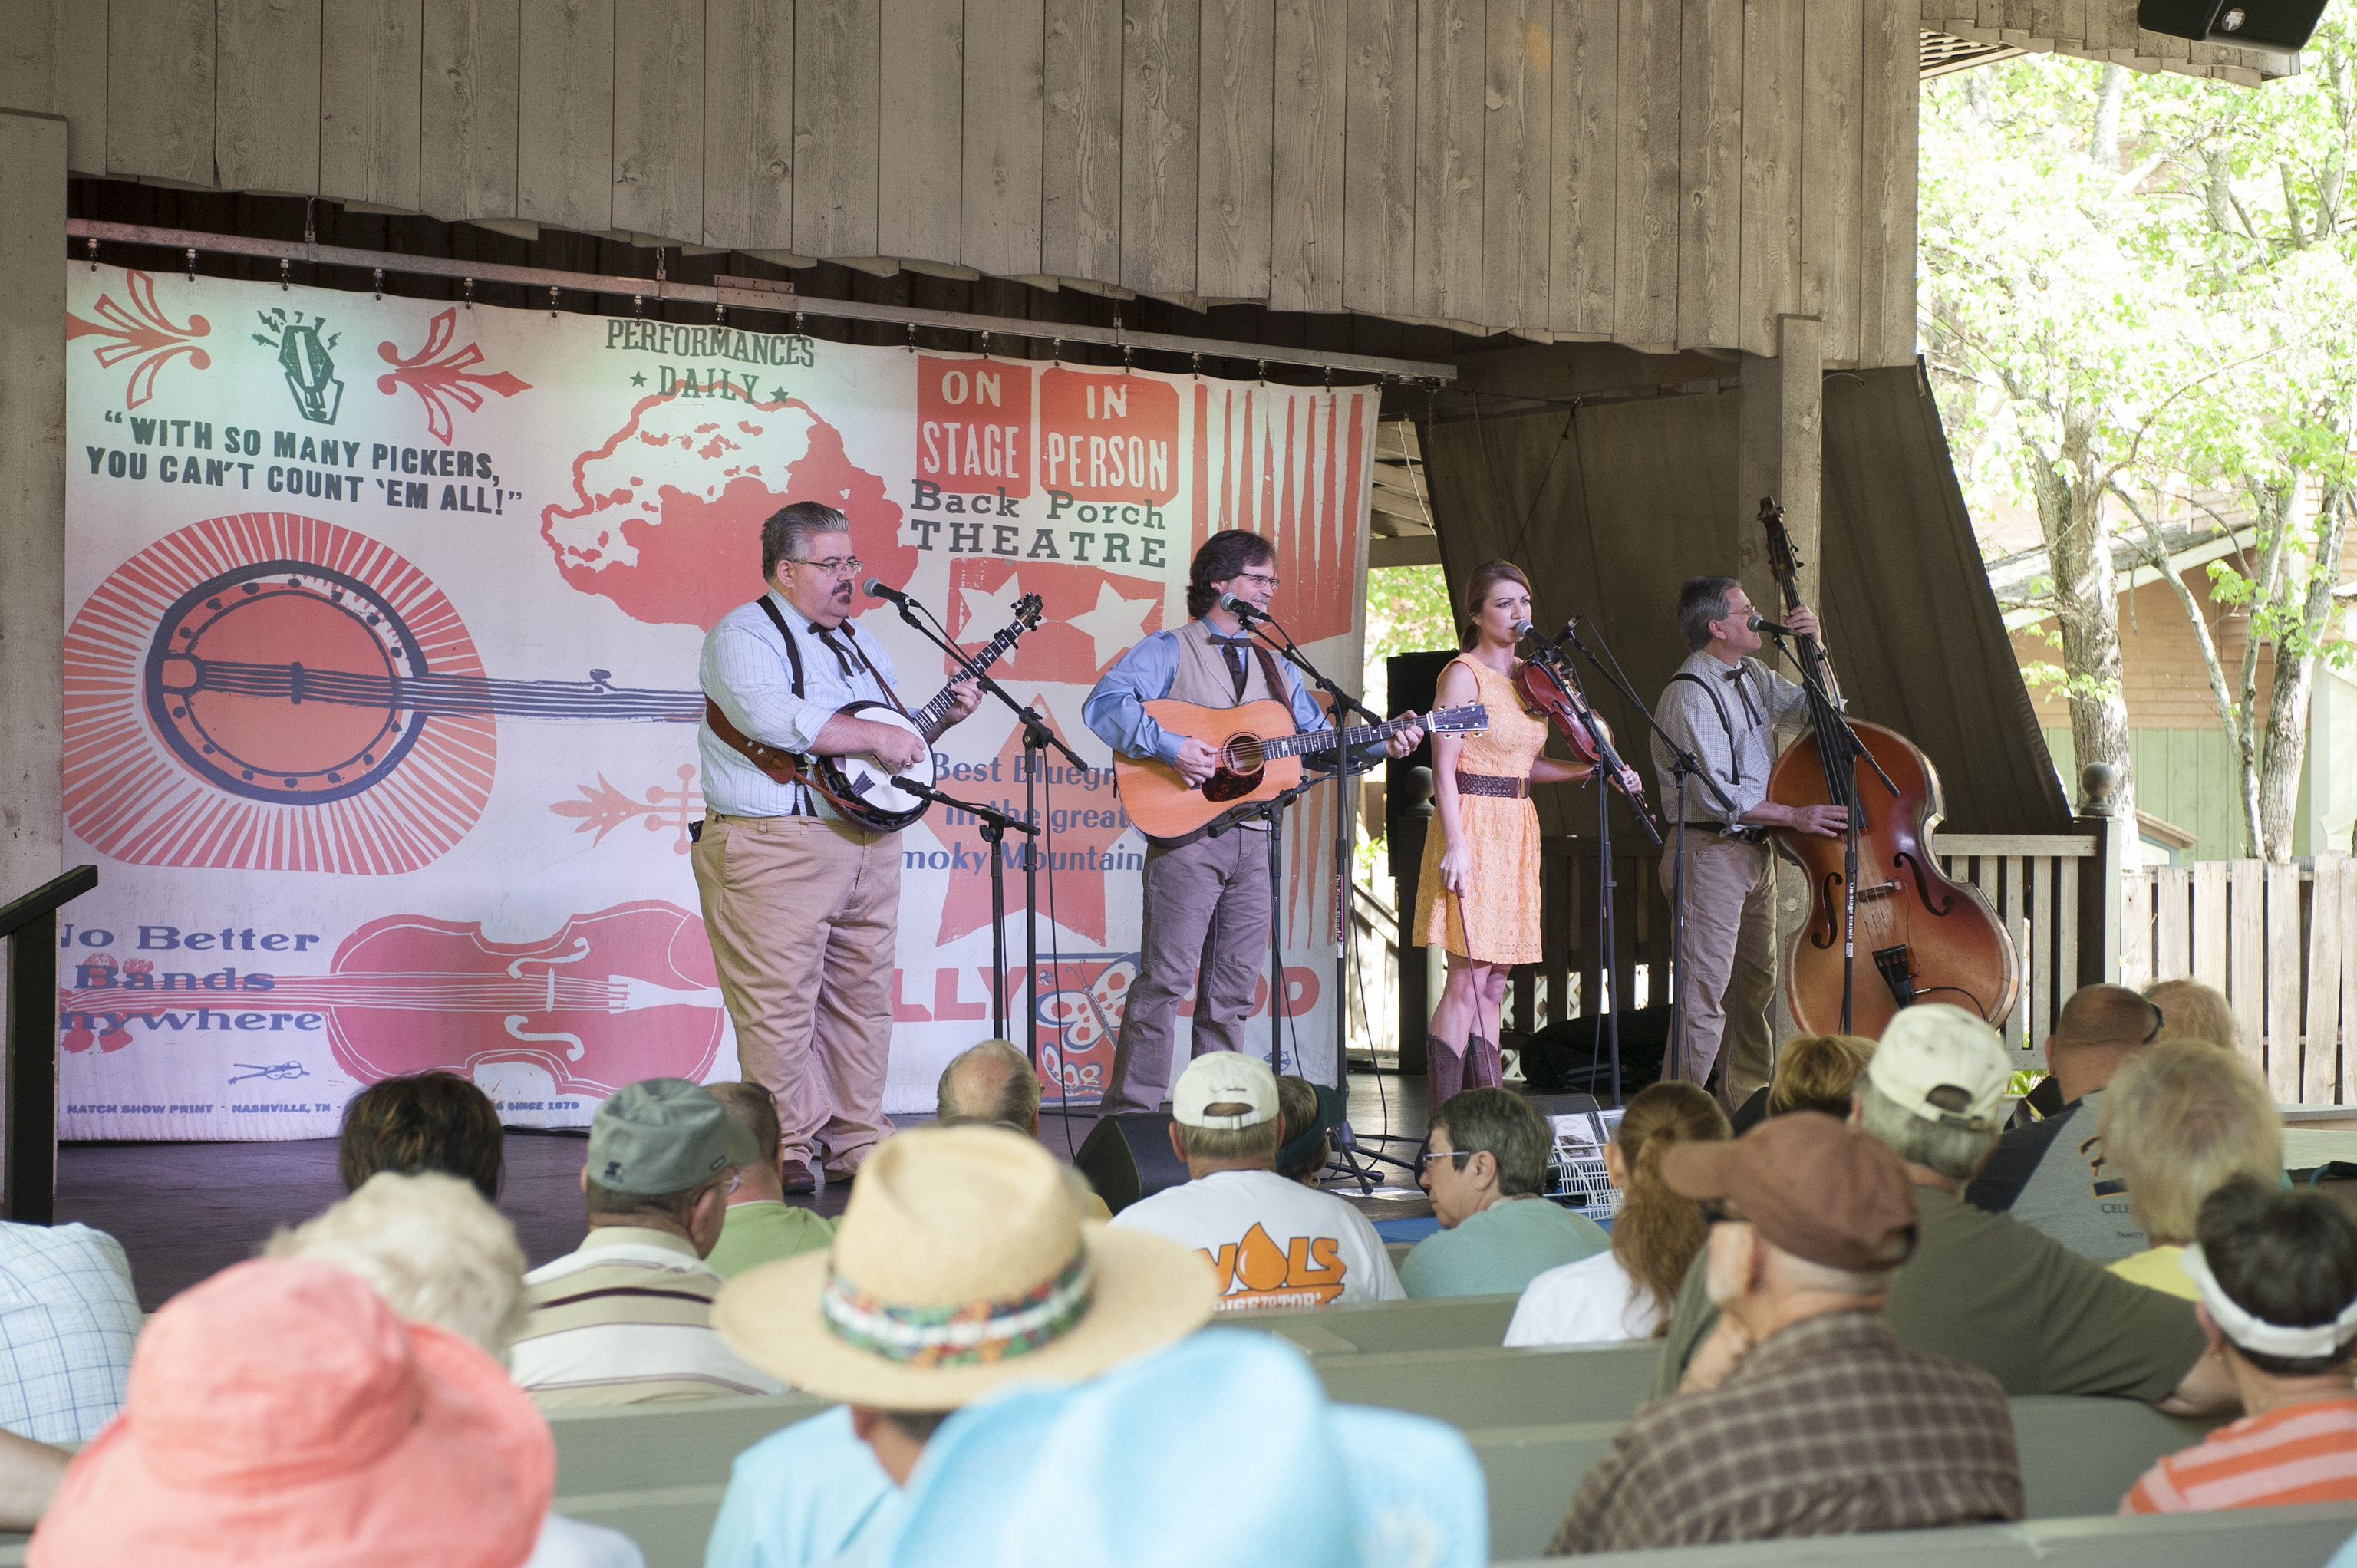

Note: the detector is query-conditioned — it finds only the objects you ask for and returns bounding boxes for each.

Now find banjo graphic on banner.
[58,262,1378,1141]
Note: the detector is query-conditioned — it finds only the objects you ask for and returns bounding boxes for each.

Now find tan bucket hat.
[714,1124,1215,1408]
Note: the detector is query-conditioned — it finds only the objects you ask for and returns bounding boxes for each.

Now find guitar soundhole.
[1224,734,1266,773]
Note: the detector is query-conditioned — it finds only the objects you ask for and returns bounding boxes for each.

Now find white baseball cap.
[1867,1004,2011,1132]
[1172,1052,1279,1130]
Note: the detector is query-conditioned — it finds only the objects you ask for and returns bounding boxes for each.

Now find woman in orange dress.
[1413,561,1591,1109]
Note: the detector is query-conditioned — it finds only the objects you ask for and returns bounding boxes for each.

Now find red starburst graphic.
[377,308,533,443]
[66,272,213,408]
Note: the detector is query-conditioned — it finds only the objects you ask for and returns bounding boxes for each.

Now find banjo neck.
[908,619,1029,742]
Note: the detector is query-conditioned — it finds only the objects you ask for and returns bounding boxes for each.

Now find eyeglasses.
[1417,1148,1472,1170]
[790,555,864,578]
[2143,1001,2164,1044]
[1232,571,1281,589]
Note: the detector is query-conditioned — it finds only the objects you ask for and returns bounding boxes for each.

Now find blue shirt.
[704,1405,902,1568]
[1397,1197,1610,1300]
[0,1221,143,1443]
[1083,621,1348,765]
[698,591,905,822]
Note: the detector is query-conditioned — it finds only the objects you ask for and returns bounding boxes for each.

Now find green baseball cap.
[588,1078,761,1195]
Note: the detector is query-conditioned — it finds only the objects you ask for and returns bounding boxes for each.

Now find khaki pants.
[691,813,898,1173]
[1661,833,1776,1114]
[1101,828,1274,1115]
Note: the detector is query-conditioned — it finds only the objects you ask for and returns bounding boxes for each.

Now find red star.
[925,696,1136,949]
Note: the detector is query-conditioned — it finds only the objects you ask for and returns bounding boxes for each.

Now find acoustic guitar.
[1113,698,1490,843]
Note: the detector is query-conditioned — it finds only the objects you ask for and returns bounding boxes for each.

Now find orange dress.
[1415,654,1548,965]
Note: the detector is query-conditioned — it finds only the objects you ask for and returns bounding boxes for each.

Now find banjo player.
[693,502,982,1194]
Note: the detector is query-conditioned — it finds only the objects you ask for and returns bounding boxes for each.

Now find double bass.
[1756,499,2019,1037]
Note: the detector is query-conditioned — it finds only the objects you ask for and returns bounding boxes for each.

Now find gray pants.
[1101,827,1274,1115]
[1661,834,1777,1115]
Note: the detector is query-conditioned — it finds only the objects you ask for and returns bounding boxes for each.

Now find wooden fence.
[2122,857,2357,1105]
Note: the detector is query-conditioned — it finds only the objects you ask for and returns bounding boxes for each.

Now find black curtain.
[1419,364,2070,837]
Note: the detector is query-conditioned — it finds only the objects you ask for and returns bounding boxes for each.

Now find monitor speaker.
[2136,0,2326,51]
[1073,1113,1192,1214]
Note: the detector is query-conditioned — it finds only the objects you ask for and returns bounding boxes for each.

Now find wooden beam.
[420,0,520,222]
[218,0,322,196]
[1548,0,1617,339]
[963,0,1047,279]
[701,0,795,251]
[1413,0,1484,321]
[1041,0,1122,285]
[1610,0,1678,351]
[879,0,964,261]
[517,0,615,235]
[1801,0,1862,364]
[321,0,423,212]
[1198,0,1275,298]
[1482,0,1550,334]
[1737,0,1802,357]
[109,0,216,186]
[612,0,704,243]
[796,0,882,258]
[1122,0,1202,294]
[1341,0,1416,318]
[1270,0,1346,312]
[1676,0,1741,352]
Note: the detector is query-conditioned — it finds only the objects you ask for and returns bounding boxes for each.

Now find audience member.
[1965,983,2161,1260]
[703,1082,835,1278]
[935,1038,1113,1219]
[1508,1083,1729,1346]
[1399,1089,1606,1298]
[1109,1052,1405,1309]
[1649,1004,2234,1415]
[2103,1041,2283,1300]
[2124,1180,2357,1513]
[0,1218,142,1444]
[1275,1074,1337,1184]
[1548,1112,2020,1553]
[29,1257,641,1566]
[0,1431,67,1533]
[267,1169,529,1356]
[1728,1033,1876,1134]
[705,1124,1217,1567]
[509,1078,784,1406]
[338,1070,505,1202]
[2148,977,2240,1054]
[870,1329,1487,1568]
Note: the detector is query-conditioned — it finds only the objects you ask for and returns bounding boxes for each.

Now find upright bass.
[1755,499,2019,1037]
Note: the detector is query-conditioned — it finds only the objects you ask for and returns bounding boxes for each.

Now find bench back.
[1235,1293,1522,1355]
[1314,1342,1660,1429]
[549,1390,830,1495]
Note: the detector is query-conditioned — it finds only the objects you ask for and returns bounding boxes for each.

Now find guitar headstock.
[1426,703,1490,735]
[1013,591,1046,630]
[1757,496,1799,583]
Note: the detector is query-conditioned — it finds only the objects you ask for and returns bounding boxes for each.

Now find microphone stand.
[1520,633,1659,1109]
[886,775,1040,1040]
[883,594,1089,1073]
[1561,617,1740,1097]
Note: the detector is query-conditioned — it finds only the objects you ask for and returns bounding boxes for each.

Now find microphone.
[1747,613,1798,637]
[1218,591,1271,624]
[865,578,911,606]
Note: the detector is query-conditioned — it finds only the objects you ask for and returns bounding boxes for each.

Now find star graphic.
[956,571,1028,644]
[1066,580,1159,670]
[629,371,646,387]
[918,693,1133,949]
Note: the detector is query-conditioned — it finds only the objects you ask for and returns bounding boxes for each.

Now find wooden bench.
[1311,1342,1661,1429]
[549,1390,830,1496]
[1498,1498,2357,1567]
[1235,1293,1522,1356]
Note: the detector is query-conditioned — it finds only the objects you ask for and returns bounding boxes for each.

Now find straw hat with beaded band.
[714,1124,1215,1408]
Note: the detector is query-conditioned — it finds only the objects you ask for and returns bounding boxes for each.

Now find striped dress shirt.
[698,591,905,822]
[509,1226,786,1408]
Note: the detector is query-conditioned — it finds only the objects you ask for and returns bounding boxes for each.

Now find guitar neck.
[1261,712,1416,761]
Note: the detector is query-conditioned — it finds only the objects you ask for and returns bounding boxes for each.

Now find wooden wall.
[11,0,1930,363]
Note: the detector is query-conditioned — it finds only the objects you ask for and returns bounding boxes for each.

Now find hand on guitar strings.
[1173,736,1221,787]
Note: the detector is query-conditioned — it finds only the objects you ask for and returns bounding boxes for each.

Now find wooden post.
[1736,315,1824,614]
[0,108,68,1216]
[2078,810,2128,987]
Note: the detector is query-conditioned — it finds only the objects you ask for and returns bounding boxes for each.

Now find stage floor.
[60,1071,1434,1310]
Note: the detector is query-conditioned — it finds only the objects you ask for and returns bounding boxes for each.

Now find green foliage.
[1366,564,1457,662]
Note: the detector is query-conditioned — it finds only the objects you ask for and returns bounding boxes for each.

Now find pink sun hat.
[31,1257,554,1568]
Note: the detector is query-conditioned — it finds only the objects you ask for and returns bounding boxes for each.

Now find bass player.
[694,502,981,1193]
[1083,529,1424,1116]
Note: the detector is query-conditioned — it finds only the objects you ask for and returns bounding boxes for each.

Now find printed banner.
[58,264,1376,1139]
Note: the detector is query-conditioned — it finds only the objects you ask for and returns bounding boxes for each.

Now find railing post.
[4,910,60,1224]
[2075,812,2128,987]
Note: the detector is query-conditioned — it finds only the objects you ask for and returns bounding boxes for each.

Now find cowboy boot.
[1427,1034,1465,1114]
[1465,1033,1505,1090]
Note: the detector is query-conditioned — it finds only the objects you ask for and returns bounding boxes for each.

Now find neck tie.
[1212,635,1256,702]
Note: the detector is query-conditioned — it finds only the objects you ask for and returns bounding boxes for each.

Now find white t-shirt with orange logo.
[1107,1169,1406,1311]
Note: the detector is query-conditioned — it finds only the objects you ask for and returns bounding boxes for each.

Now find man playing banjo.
[693,502,981,1193]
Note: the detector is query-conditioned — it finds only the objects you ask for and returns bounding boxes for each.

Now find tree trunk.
[2033,440,2136,826]
[2258,483,2345,861]
[2236,484,2296,857]
[2092,64,2126,172]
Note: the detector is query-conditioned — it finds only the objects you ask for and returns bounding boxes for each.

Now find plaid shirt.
[0,1222,143,1443]
[1548,1308,2022,1554]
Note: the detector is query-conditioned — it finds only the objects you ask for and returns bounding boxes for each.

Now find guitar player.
[694,501,981,1194]
[1082,529,1424,1117]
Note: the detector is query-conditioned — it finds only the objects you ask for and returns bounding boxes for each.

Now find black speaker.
[1073,1113,1192,1214]
[2137,0,2325,51]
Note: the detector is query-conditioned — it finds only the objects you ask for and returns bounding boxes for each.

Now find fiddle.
[1511,642,1655,825]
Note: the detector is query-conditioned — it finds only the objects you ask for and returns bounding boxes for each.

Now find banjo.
[811,593,1045,832]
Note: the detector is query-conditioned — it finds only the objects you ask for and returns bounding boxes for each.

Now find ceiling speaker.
[2136,0,2328,51]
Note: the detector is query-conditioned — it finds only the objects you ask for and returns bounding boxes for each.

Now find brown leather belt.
[1455,772,1528,801]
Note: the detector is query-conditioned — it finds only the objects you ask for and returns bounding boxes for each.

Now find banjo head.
[819,702,934,828]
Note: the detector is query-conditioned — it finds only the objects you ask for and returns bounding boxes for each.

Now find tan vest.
[1166,617,1292,831]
